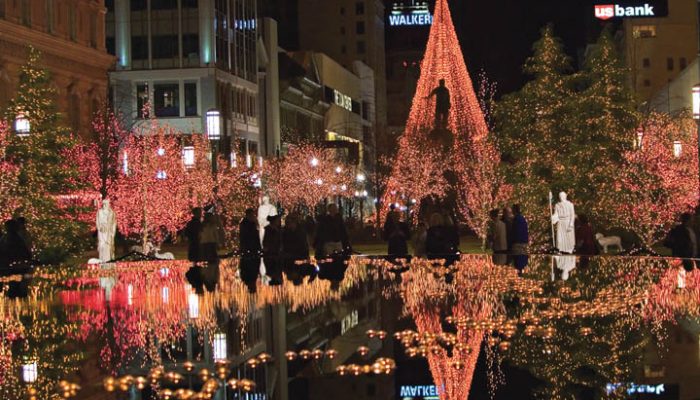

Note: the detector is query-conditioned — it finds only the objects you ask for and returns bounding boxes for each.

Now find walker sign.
[594,0,668,20]
[388,1,433,27]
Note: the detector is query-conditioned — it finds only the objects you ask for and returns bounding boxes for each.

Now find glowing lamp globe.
[356,173,366,182]
[246,154,253,168]
[693,85,700,120]
[14,112,30,137]
[182,146,195,168]
[310,157,319,167]
[206,109,221,141]
[22,361,38,383]
[673,141,682,158]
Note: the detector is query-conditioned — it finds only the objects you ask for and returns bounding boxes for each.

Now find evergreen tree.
[570,29,639,225]
[4,47,86,262]
[496,25,575,246]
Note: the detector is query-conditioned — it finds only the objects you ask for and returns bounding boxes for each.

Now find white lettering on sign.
[399,385,441,398]
[594,3,655,20]
[340,310,358,335]
[606,383,666,396]
[388,13,433,26]
[334,90,353,112]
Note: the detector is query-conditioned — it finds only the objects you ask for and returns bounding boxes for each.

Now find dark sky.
[446,0,611,94]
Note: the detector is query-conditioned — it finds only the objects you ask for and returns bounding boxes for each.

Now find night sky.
[448,0,613,95]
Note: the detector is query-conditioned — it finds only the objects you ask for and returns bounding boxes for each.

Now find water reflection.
[0,255,698,399]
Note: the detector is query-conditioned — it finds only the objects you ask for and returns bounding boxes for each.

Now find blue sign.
[388,1,433,27]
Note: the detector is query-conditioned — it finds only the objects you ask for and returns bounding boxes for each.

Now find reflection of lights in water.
[188,292,199,319]
[22,361,38,383]
[162,286,169,304]
[127,284,133,306]
[213,333,227,361]
[159,267,169,277]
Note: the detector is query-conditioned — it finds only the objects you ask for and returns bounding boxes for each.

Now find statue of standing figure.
[257,195,277,244]
[96,199,117,262]
[551,192,576,254]
[427,79,451,130]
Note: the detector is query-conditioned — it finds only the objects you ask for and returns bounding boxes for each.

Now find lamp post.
[14,112,30,137]
[206,109,221,175]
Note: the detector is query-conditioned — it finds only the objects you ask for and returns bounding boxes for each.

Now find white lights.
[335,166,343,173]
[156,170,167,180]
[188,292,199,319]
[122,151,129,175]
[693,85,700,120]
[206,109,221,141]
[636,129,644,149]
[356,173,366,182]
[341,184,348,191]
[182,146,195,168]
[315,178,324,186]
[258,156,264,168]
[157,147,165,156]
[246,154,253,168]
[230,152,237,167]
[213,333,227,361]
[362,190,368,197]
[21,361,38,383]
[14,112,30,137]
[310,157,319,167]
[673,140,682,158]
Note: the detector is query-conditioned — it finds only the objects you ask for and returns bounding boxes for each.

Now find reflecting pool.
[1,255,699,399]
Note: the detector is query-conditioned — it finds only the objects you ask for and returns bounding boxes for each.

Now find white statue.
[96,199,117,262]
[257,195,277,244]
[553,255,577,281]
[551,192,576,253]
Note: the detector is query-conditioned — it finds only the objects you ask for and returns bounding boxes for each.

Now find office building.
[0,0,114,136]
[107,0,264,157]
[622,0,698,103]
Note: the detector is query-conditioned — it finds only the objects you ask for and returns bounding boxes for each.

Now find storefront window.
[154,84,180,117]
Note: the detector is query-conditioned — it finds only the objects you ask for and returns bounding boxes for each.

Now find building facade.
[107,0,263,157]
[0,0,114,136]
[297,0,387,155]
[622,0,698,103]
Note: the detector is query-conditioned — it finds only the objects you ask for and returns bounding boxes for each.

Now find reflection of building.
[107,0,264,157]
[297,0,386,162]
[622,0,698,103]
[0,0,114,137]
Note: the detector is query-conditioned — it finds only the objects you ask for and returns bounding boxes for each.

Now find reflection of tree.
[506,256,657,399]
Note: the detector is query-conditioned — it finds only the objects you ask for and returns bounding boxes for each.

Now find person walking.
[184,208,203,265]
[263,214,283,284]
[282,213,314,285]
[200,212,223,267]
[502,206,515,252]
[511,205,529,254]
[487,209,508,265]
[239,208,261,292]
[383,210,410,259]
[426,212,458,264]
[314,204,351,258]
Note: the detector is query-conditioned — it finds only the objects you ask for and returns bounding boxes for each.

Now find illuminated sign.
[334,89,353,112]
[340,310,358,335]
[593,1,667,20]
[389,1,433,27]
[606,383,674,397]
[399,385,440,399]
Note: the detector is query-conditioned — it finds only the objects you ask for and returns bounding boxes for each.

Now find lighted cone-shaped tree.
[0,122,19,222]
[384,0,502,224]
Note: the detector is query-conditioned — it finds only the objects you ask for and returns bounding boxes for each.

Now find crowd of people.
[664,212,699,271]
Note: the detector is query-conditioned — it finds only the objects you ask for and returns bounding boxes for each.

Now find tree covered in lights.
[607,112,699,250]
[384,0,493,220]
[111,121,214,249]
[497,27,639,246]
[216,154,260,247]
[0,122,20,223]
[3,47,87,261]
[265,143,354,212]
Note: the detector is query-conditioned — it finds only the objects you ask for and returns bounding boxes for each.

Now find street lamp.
[357,190,367,227]
[310,157,319,167]
[673,140,682,158]
[206,109,221,175]
[182,146,195,169]
[356,173,366,183]
[14,112,30,137]
[21,361,38,383]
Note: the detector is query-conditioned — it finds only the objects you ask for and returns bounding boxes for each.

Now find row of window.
[340,22,365,35]
[641,57,688,71]
[129,34,200,60]
[127,0,199,11]
[341,41,366,55]
[340,2,365,16]
[0,1,96,48]
[136,82,198,118]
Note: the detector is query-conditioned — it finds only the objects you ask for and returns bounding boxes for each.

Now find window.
[340,6,345,15]
[183,34,200,58]
[183,0,198,7]
[680,57,687,70]
[642,58,650,68]
[151,0,177,9]
[130,0,146,11]
[105,0,115,12]
[0,0,5,18]
[46,0,54,33]
[154,84,180,117]
[20,0,30,26]
[643,79,651,87]
[69,5,76,41]
[132,36,148,60]
[185,82,197,116]
[356,21,365,34]
[69,93,80,131]
[667,57,674,71]
[633,25,656,39]
[136,84,149,117]
[357,41,365,54]
[340,26,345,35]
[90,17,97,48]
[341,45,346,54]
[152,35,178,59]
[106,37,115,55]
[355,2,364,15]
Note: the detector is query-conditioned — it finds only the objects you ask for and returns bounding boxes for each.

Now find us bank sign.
[388,1,433,27]
[594,0,668,20]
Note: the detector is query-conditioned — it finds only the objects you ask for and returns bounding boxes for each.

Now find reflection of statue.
[427,79,451,129]
[96,199,116,262]
[551,192,576,253]
[257,195,277,244]
[553,255,576,281]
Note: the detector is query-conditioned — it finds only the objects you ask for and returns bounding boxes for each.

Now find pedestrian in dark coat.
[239,208,261,292]
[314,204,351,258]
[263,214,283,284]
[575,214,599,256]
[384,211,410,258]
[665,213,698,270]
[426,213,458,264]
[0,219,32,272]
[184,208,202,263]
